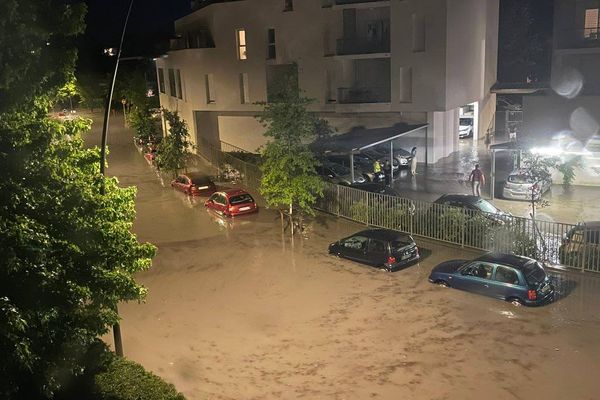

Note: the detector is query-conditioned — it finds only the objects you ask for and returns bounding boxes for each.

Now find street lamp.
[99,0,134,357]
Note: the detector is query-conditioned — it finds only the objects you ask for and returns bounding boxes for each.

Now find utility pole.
[99,0,135,357]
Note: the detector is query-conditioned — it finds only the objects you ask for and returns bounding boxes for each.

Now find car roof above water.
[356,229,411,241]
[475,253,537,270]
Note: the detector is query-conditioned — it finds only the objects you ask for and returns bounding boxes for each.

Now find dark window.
[267,28,276,59]
[461,262,493,279]
[176,69,183,99]
[522,261,546,286]
[585,229,600,244]
[342,236,368,250]
[216,194,227,205]
[190,176,211,185]
[368,239,386,253]
[391,238,413,252]
[176,176,186,184]
[168,68,177,97]
[158,68,166,93]
[230,194,254,205]
[283,0,293,11]
[494,266,520,285]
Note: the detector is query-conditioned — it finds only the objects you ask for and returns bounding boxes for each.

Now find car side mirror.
[328,174,334,179]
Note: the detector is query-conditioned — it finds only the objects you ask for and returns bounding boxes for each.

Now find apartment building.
[156,0,499,164]
[523,0,600,184]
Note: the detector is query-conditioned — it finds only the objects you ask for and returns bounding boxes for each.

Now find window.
[168,69,177,97]
[494,266,520,285]
[283,0,293,11]
[230,194,254,205]
[399,66,412,102]
[236,29,247,60]
[157,68,166,93]
[267,28,276,60]
[205,73,215,104]
[175,69,183,99]
[239,73,249,104]
[584,8,599,39]
[368,239,386,253]
[342,236,369,250]
[412,13,425,52]
[461,262,493,279]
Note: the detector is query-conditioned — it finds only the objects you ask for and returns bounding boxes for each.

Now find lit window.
[584,8,599,39]
[267,28,276,60]
[237,29,247,60]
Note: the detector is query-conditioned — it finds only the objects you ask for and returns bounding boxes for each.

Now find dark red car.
[171,173,217,196]
[204,189,258,217]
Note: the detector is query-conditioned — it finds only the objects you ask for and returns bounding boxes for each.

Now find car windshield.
[460,118,473,126]
[522,261,547,286]
[191,176,211,185]
[507,174,534,184]
[474,199,500,214]
[229,194,254,204]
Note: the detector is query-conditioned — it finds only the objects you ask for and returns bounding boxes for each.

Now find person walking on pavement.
[469,164,485,197]
[410,147,418,176]
[383,160,392,186]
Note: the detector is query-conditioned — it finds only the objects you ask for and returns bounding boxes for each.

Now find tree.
[0,0,87,112]
[155,109,192,176]
[520,151,557,219]
[77,72,107,113]
[257,66,327,234]
[0,109,155,399]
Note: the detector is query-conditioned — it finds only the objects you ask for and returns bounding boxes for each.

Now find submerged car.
[433,194,511,224]
[502,169,551,201]
[559,221,600,268]
[325,154,384,182]
[171,173,217,196]
[429,253,554,306]
[204,189,258,217]
[328,229,420,271]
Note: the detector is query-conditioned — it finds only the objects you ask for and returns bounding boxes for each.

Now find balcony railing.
[338,86,390,104]
[336,37,390,55]
[170,30,215,51]
[555,28,600,50]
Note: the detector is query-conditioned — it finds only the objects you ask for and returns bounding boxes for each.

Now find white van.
[459,117,474,138]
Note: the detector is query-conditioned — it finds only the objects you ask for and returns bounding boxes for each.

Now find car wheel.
[508,297,523,307]
[436,280,449,287]
[379,266,391,272]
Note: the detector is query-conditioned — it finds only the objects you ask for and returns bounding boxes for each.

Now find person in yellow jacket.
[373,159,382,173]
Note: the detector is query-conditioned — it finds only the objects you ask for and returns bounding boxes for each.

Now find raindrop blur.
[551,67,584,99]
[569,107,600,138]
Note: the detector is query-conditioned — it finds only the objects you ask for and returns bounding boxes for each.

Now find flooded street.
[92,115,600,400]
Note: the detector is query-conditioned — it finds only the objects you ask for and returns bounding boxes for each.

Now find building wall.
[157,0,499,162]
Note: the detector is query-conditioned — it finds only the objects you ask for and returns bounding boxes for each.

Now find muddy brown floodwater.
[91,114,600,400]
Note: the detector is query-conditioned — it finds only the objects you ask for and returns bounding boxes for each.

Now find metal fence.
[194,142,600,273]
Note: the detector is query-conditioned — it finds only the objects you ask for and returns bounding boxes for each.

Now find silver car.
[502,169,551,201]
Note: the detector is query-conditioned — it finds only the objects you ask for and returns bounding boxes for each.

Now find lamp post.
[99,0,134,357]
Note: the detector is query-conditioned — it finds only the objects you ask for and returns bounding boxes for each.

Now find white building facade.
[156,0,499,164]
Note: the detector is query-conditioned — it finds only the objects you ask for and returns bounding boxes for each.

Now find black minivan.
[328,229,420,271]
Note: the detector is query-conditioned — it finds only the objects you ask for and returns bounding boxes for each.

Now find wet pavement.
[89,113,600,400]
[393,137,600,223]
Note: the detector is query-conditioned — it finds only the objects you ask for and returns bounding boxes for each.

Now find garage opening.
[459,102,479,146]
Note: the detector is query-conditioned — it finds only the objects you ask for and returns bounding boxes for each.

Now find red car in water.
[204,189,258,217]
[171,173,217,196]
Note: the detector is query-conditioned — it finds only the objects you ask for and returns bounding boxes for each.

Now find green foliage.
[556,156,581,188]
[257,66,327,217]
[129,106,160,144]
[77,73,107,112]
[155,109,191,176]
[0,105,156,399]
[93,354,186,400]
[0,0,87,111]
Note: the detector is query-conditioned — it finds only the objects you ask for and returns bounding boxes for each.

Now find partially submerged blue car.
[429,253,554,306]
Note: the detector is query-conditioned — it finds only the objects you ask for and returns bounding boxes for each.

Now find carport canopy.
[311,123,428,183]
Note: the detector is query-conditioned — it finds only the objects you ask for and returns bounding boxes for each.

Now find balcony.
[170,30,215,51]
[336,37,390,56]
[555,29,600,50]
[338,86,390,104]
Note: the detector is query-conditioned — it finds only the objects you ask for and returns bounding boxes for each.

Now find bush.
[94,355,185,400]
[54,342,186,400]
